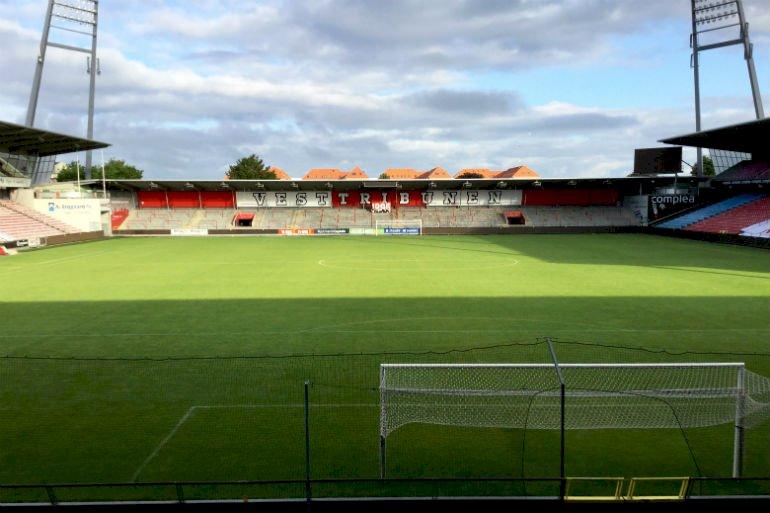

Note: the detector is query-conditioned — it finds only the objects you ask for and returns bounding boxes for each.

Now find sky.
[0,0,768,180]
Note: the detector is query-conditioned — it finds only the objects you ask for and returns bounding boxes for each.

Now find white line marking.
[318,258,519,271]
[131,403,376,482]
[132,406,197,482]
[31,249,112,266]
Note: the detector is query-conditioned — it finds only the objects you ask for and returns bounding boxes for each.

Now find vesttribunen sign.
[236,190,522,208]
[423,190,522,207]
[236,191,332,208]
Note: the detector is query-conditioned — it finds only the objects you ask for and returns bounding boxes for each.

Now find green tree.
[56,158,143,181]
[691,156,716,177]
[226,154,275,180]
[456,171,484,179]
[379,172,390,179]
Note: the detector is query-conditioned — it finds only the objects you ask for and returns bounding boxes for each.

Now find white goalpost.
[379,362,770,479]
[375,219,423,235]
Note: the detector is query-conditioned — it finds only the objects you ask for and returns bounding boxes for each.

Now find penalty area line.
[131,403,376,482]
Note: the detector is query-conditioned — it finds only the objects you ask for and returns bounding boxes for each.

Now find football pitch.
[1,234,768,500]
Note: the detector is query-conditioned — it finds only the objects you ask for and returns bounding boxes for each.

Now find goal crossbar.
[381,363,745,368]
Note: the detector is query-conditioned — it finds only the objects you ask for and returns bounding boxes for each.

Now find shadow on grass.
[343,234,770,274]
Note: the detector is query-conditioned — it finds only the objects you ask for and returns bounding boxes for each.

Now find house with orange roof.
[302,168,346,180]
[269,166,291,180]
[494,165,539,178]
[417,166,452,179]
[380,168,420,179]
[342,166,369,179]
[455,168,497,179]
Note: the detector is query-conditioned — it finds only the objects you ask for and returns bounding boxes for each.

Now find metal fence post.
[304,380,312,511]
[546,338,566,500]
[44,486,58,506]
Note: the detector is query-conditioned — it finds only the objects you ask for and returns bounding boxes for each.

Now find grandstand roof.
[83,175,697,192]
[0,120,110,157]
[659,118,770,154]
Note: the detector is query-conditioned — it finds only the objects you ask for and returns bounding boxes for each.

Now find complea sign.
[648,194,697,221]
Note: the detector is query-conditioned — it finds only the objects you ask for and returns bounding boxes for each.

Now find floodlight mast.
[26,0,100,180]
[690,0,764,177]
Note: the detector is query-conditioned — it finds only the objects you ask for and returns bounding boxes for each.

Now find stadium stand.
[655,194,764,230]
[711,160,770,183]
[0,155,27,178]
[685,196,769,235]
[0,200,80,240]
[119,204,640,231]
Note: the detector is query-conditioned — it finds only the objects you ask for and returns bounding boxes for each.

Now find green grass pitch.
[0,234,768,499]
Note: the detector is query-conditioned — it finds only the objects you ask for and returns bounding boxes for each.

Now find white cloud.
[0,0,766,180]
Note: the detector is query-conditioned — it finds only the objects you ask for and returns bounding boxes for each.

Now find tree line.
[56,154,276,181]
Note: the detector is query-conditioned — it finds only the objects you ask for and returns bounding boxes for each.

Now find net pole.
[732,365,746,478]
[380,365,387,479]
[546,339,566,500]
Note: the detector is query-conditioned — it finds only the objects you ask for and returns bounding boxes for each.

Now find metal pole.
[304,380,312,511]
[736,0,765,119]
[84,3,100,179]
[379,365,387,479]
[101,150,107,199]
[690,0,703,176]
[732,365,746,478]
[546,339,566,500]
[26,0,55,127]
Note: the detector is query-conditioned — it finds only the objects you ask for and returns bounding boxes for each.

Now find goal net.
[375,219,423,235]
[379,363,770,476]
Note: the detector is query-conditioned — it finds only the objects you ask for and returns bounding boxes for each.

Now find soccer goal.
[375,219,423,236]
[379,362,770,478]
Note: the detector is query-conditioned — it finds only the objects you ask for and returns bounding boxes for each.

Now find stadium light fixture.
[567,180,577,186]
[429,181,437,189]
[219,182,230,189]
[149,182,158,189]
[291,182,299,189]
[463,181,472,188]
[184,182,195,190]
[497,181,507,189]
[256,182,265,189]
[325,182,334,189]
[532,180,542,187]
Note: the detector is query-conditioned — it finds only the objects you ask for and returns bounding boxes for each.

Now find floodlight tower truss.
[690,0,764,176]
[26,0,100,178]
